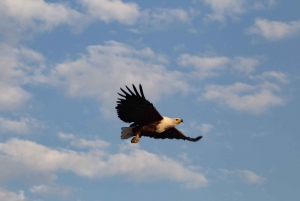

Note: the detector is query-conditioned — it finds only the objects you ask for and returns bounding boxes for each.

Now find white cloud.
[199,124,213,134]
[76,0,194,28]
[202,0,277,22]
[139,8,191,30]
[176,55,287,114]
[250,71,289,83]
[218,169,266,185]
[202,82,284,114]
[30,184,71,198]
[202,0,246,22]
[50,41,192,118]
[190,122,213,135]
[0,44,46,84]
[177,54,230,79]
[246,18,300,41]
[0,45,46,111]
[0,84,31,111]
[253,0,276,10]
[231,56,260,75]
[218,168,233,179]
[0,116,42,134]
[0,0,83,40]
[0,138,208,188]
[0,188,25,201]
[0,0,197,41]
[177,54,260,78]
[173,44,186,52]
[59,132,110,149]
[178,153,191,163]
[129,7,193,33]
[238,170,265,184]
[0,153,57,185]
[79,0,140,25]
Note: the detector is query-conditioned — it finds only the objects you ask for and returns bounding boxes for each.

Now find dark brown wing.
[141,127,202,142]
[116,84,163,127]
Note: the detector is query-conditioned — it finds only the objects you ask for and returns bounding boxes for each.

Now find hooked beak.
[181,119,183,123]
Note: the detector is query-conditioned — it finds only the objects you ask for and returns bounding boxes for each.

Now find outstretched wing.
[116,84,163,127]
[141,128,202,142]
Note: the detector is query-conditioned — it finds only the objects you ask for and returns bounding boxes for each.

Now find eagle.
[116,84,202,143]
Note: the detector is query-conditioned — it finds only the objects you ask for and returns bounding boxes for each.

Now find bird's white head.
[174,118,183,125]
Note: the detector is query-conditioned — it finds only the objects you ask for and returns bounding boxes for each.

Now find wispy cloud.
[190,122,213,135]
[202,82,284,114]
[177,54,230,78]
[202,0,277,23]
[246,18,300,41]
[0,0,196,41]
[0,39,287,117]
[238,170,266,184]
[0,117,43,135]
[0,188,25,201]
[231,56,260,75]
[218,169,266,185]
[136,8,192,31]
[59,132,110,149]
[0,138,208,188]
[177,54,260,78]
[79,0,140,25]
[200,124,213,134]
[253,0,276,10]
[250,71,289,83]
[202,0,246,22]
[30,184,72,198]
[0,45,46,111]
[178,153,192,163]
[50,41,192,118]
[0,0,83,41]
[0,84,31,111]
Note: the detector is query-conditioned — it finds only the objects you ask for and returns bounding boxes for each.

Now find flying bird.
[116,84,202,143]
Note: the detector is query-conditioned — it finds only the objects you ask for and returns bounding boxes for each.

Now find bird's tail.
[121,127,134,139]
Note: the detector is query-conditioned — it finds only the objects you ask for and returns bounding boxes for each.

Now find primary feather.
[116,84,163,127]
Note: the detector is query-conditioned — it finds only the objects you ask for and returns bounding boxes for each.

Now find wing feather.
[117,93,126,98]
[125,85,135,96]
[141,128,202,142]
[139,84,145,99]
[120,88,130,97]
[116,84,163,126]
[132,84,141,98]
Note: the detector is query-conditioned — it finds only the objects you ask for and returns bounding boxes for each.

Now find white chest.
[156,117,176,133]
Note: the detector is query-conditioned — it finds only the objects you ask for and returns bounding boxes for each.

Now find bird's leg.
[131,133,141,143]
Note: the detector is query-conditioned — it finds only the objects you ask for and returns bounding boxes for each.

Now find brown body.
[131,121,160,143]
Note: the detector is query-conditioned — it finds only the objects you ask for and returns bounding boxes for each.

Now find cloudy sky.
[0,0,299,200]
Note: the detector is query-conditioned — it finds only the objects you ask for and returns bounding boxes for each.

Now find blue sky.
[0,0,299,200]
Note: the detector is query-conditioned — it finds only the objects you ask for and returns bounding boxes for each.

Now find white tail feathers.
[121,127,134,139]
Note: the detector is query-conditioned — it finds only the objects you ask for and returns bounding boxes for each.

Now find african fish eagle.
[116,84,203,143]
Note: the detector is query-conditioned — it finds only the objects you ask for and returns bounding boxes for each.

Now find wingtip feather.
[139,84,145,99]
[126,85,135,96]
[187,136,203,142]
[132,84,141,97]
[120,87,130,96]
